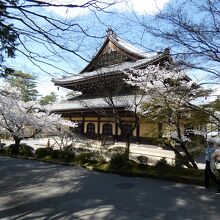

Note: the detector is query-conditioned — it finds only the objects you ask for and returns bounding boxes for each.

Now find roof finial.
[164,47,170,54]
[106,27,113,35]
[106,27,117,39]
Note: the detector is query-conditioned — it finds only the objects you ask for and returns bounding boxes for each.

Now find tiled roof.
[52,29,171,85]
[109,35,152,58]
[49,94,147,112]
[52,53,164,85]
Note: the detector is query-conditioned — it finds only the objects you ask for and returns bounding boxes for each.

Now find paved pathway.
[0,156,219,220]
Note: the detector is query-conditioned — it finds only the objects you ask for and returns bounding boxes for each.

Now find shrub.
[75,147,91,154]
[175,155,191,168]
[0,144,7,154]
[137,155,148,165]
[59,151,75,162]
[19,144,34,156]
[105,146,125,159]
[45,155,52,160]
[190,134,205,145]
[35,147,52,159]
[0,148,7,154]
[7,144,20,155]
[109,153,128,170]
[0,143,6,148]
[75,152,103,164]
[137,155,148,169]
[62,144,76,152]
[50,149,61,159]
[155,157,170,169]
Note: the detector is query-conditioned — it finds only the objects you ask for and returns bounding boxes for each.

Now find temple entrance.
[102,123,113,136]
[86,123,95,138]
[121,123,133,136]
[101,123,114,146]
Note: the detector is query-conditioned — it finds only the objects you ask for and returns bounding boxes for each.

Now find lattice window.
[121,123,133,136]
[102,123,113,135]
[96,51,127,67]
[87,123,95,135]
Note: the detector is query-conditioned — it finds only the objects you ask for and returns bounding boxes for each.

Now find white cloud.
[46,0,170,18]
[116,0,170,15]
[37,80,57,96]
[37,80,71,101]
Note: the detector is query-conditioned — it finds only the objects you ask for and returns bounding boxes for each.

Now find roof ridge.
[109,35,147,58]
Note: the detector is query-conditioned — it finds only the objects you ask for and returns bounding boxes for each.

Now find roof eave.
[52,53,171,87]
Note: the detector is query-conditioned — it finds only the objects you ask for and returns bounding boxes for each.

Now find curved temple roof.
[49,94,147,112]
[52,29,170,93]
[52,55,164,85]
[50,29,173,114]
[80,28,151,73]
[52,29,171,87]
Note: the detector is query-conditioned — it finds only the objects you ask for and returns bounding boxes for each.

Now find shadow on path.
[0,156,219,220]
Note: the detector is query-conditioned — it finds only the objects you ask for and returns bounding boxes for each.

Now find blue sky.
[4,0,220,99]
[4,0,171,97]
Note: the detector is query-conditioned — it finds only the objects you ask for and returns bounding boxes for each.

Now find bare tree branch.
[0,0,120,75]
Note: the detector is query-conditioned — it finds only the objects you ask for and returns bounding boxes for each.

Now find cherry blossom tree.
[0,85,76,146]
[124,64,210,168]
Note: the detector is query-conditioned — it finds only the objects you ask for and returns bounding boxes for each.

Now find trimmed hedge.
[75,152,105,164]
[35,147,52,159]
[59,151,75,162]
[110,153,129,170]
[19,144,34,156]
[50,149,60,159]
[0,143,7,154]
[137,155,149,169]
[6,143,34,156]
[7,144,20,155]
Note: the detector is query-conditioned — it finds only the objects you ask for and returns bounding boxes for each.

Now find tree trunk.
[175,119,198,169]
[166,143,193,168]
[180,142,198,169]
[13,136,21,146]
[124,135,131,160]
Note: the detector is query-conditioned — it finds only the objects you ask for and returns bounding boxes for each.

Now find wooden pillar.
[82,115,85,135]
[115,123,118,136]
[115,122,118,141]
[97,116,100,140]
[158,123,162,138]
[136,117,140,144]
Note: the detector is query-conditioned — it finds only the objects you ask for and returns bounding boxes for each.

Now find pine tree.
[7,70,39,102]
[40,92,57,105]
[0,0,18,77]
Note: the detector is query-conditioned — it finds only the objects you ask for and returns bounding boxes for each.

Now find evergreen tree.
[7,70,39,102]
[40,92,57,105]
[0,0,18,77]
